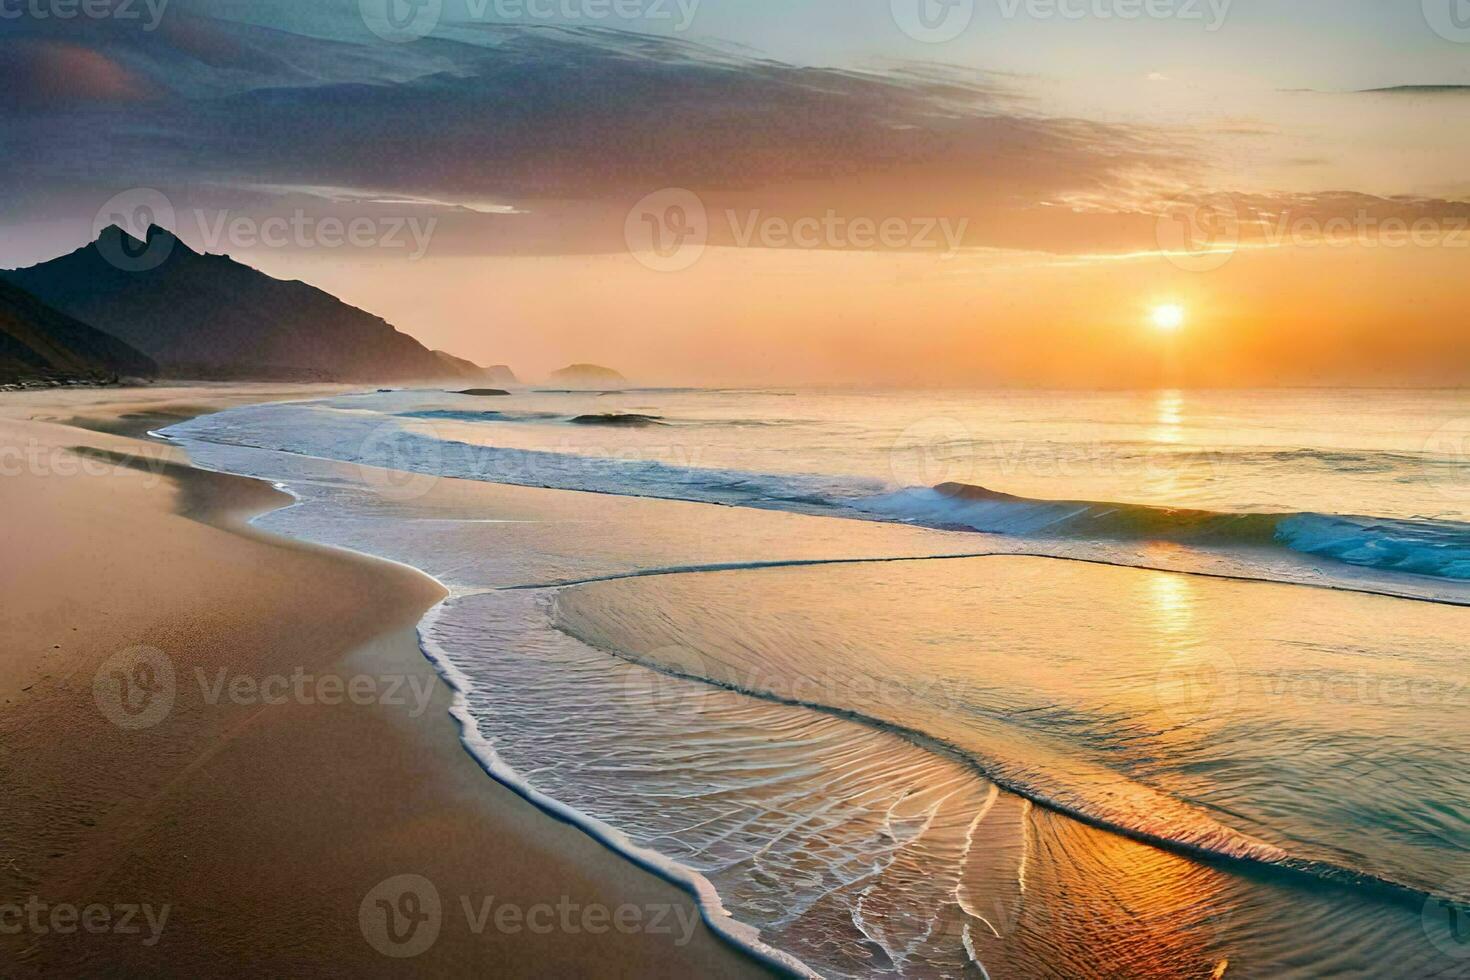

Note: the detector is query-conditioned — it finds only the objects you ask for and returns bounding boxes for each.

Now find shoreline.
[198,443,817,977]
[0,386,772,977]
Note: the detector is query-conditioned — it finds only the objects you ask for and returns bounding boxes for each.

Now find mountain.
[433,350,487,377]
[484,364,519,385]
[4,226,489,383]
[548,364,626,387]
[0,279,157,385]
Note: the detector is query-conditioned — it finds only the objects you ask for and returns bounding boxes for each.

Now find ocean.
[162,386,1470,978]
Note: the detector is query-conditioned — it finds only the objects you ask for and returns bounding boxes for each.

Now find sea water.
[162,387,1470,977]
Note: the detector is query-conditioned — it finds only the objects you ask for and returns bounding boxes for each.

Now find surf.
[859,482,1470,581]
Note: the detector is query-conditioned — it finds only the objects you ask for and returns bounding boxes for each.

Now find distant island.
[548,364,626,387]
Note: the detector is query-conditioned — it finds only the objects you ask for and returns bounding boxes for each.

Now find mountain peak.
[96,223,190,254]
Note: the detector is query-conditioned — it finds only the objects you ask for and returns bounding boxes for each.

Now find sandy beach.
[0,386,771,978]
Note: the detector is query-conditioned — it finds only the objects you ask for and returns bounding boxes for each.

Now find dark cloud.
[0,38,159,109]
[5,10,1466,263]
[1,12,1204,256]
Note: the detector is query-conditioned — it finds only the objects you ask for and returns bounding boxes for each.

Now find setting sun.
[1151,304,1186,333]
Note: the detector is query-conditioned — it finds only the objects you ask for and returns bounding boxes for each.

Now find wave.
[855,483,1470,581]
[416,602,820,979]
[163,401,1470,586]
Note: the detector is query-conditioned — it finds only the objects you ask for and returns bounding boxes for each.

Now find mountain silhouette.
[4,226,492,382]
[0,278,156,385]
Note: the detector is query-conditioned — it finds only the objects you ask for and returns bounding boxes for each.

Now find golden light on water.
[1151,304,1187,333]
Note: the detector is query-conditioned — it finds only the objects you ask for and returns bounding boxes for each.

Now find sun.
[1151,304,1186,333]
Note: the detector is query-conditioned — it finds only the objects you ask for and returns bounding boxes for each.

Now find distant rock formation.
[0,278,156,385]
[568,414,663,427]
[483,364,519,385]
[548,363,626,387]
[4,226,491,383]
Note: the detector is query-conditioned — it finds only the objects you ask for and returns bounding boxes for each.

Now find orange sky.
[246,227,1469,388]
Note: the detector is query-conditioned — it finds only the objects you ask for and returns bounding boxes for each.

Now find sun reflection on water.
[1152,389,1186,444]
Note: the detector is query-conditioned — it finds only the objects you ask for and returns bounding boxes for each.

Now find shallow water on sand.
[553,556,1470,904]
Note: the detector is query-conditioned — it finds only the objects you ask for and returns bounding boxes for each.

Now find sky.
[2,0,1468,386]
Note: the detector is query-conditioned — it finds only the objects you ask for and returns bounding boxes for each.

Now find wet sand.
[0,386,770,977]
